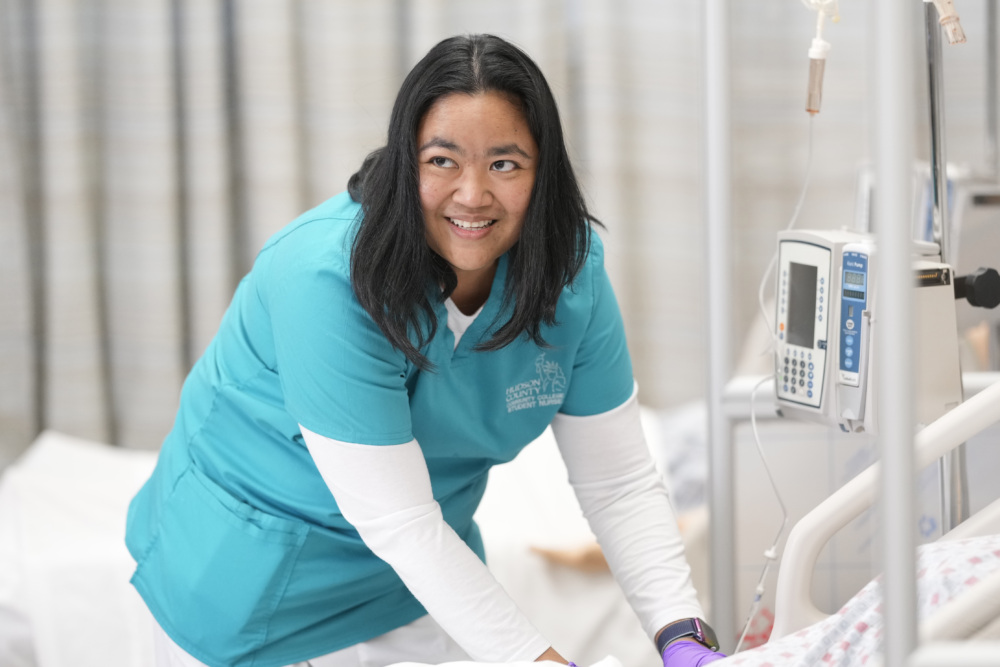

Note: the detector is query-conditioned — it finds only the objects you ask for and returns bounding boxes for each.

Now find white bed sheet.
[0,429,662,667]
[396,660,624,667]
[0,431,157,667]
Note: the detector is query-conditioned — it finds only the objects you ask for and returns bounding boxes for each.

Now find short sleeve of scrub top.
[259,216,412,446]
[557,234,635,417]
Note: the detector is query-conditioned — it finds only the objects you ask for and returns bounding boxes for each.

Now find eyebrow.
[418,137,462,154]
[418,137,533,160]
[487,143,532,159]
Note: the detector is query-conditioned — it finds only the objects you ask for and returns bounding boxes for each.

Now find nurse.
[126,33,725,667]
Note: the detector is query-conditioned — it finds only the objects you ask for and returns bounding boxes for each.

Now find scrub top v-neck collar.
[444,298,483,349]
[436,254,509,365]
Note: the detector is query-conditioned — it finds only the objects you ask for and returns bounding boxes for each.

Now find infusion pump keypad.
[774,240,831,410]
[781,351,816,396]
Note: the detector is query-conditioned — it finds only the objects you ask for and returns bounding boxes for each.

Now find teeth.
[449,218,494,230]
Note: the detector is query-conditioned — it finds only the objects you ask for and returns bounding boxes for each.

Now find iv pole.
[704,0,736,651]
[923,1,971,532]
[875,0,917,661]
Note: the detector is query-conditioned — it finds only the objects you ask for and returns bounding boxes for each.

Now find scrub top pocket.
[131,465,308,666]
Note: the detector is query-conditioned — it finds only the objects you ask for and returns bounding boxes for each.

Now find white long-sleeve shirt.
[302,383,704,662]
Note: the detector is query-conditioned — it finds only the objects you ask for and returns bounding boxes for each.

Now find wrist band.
[655,617,720,655]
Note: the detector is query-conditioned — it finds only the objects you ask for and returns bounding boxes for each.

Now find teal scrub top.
[125,192,634,667]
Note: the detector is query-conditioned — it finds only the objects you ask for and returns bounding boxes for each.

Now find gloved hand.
[661,640,727,666]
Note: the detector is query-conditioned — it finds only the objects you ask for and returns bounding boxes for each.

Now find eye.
[491,160,517,173]
[429,156,456,168]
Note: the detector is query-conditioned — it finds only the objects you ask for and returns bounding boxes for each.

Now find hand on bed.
[661,640,727,666]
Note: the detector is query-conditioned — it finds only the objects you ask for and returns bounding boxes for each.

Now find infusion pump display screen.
[844,271,864,285]
[787,262,818,347]
[776,238,831,411]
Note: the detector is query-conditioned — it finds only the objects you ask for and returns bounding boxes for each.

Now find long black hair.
[349,34,597,369]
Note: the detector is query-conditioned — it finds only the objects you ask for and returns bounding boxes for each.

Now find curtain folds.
[1,0,986,464]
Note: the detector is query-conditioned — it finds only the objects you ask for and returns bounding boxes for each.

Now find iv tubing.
[757,115,816,347]
[734,374,789,653]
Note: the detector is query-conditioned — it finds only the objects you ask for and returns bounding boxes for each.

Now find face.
[417,91,538,297]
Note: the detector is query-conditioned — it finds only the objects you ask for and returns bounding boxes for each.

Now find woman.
[126,34,725,667]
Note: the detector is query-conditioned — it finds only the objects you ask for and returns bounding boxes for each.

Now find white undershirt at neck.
[444,298,483,349]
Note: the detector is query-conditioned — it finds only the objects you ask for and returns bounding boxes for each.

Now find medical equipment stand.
[705,0,925,661]
[872,3,917,664]
[703,0,737,653]
[708,2,987,662]
[988,1,999,180]
[923,1,971,534]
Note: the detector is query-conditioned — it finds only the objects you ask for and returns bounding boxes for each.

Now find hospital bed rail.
[769,372,1000,640]
[909,641,1000,667]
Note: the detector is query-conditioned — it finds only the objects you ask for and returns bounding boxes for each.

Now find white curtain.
[0,0,992,462]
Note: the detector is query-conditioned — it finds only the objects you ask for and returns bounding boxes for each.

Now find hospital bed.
[714,376,1000,666]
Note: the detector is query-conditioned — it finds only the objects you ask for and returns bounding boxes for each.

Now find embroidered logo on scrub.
[505,353,567,413]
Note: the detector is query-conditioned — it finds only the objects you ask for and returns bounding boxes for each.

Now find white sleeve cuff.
[551,384,705,639]
[300,426,550,662]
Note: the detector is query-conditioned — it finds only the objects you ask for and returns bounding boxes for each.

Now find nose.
[453,168,493,208]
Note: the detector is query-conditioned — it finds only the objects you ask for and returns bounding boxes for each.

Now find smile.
[448,218,496,230]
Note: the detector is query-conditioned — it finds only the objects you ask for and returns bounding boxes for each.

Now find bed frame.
[771,377,1000,640]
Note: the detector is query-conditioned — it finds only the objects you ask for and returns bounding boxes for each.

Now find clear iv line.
[756,114,817,348]
[742,100,817,655]
[735,373,789,653]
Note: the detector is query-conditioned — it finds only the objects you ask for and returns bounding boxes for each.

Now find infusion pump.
[774,229,963,433]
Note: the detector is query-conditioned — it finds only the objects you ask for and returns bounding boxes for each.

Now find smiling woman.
[347,34,597,371]
[418,91,538,313]
[124,33,721,667]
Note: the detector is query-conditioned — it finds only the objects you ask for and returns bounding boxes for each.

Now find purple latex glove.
[661,640,727,666]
